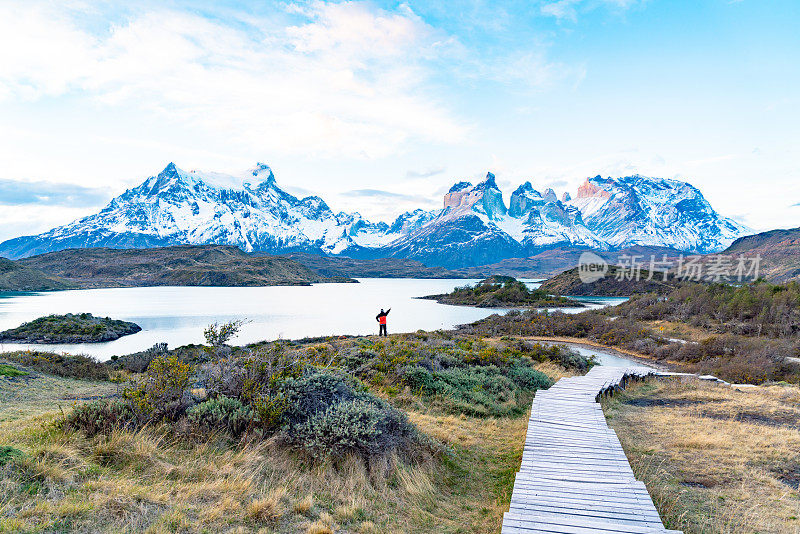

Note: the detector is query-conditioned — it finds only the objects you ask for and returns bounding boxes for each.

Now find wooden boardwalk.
[502,366,682,534]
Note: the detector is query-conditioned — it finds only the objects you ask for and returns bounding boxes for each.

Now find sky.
[0,0,798,241]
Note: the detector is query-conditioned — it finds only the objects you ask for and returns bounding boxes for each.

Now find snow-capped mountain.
[0,163,395,259]
[568,175,746,253]
[0,163,749,268]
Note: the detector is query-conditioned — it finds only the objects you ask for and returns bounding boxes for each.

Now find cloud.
[345,188,431,203]
[0,179,111,206]
[0,1,469,159]
[540,0,642,22]
[406,167,446,179]
[0,204,97,242]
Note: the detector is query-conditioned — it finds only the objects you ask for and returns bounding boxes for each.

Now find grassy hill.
[423,276,582,308]
[282,252,469,278]
[0,333,590,533]
[719,227,800,282]
[539,265,682,296]
[0,257,76,291]
[18,245,352,288]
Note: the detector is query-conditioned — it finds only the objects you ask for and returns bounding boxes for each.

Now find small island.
[538,265,681,297]
[0,313,142,344]
[422,275,583,308]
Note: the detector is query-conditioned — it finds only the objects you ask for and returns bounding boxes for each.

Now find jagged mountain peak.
[576,176,611,199]
[448,181,472,193]
[569,174,749,253]
[250,162,273,177]
[0,163,750,267]
[474,172,498,190]
[509,182,543,218]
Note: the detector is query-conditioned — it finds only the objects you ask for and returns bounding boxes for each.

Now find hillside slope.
[0,258,76,291]
[719,227,800,282]
[464,245,685,279]
[19,246,350,288]
[282,253,468,278]
[539,265,682,296]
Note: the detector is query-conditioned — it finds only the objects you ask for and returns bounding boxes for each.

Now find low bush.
[0,351,109,380]
[280,372,417,459]
[186,395,257,437]
[402,363,550,416]
[0,363,29,377]
[123,355,194,423]
[110,342,168,373]
[64,399,136,435]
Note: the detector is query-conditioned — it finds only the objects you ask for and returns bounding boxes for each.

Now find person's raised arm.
[386,308,391,315]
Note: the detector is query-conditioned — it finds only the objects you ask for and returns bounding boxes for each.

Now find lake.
[0,278,624,361]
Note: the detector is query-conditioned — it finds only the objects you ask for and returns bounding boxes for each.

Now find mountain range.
[0,162,749,268]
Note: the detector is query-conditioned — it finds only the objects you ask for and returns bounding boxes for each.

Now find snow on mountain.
[568,175,748,254]
[0,164,749,268]
[0,163,395,259]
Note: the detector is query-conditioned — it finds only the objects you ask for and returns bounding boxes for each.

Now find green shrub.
[199,345,314,430]
[402,363,550,417]
[111,342,168,373]
[186,395,257,437]
[280,372,417,459]
[123,355,193,422]
[507,365,553,390]
[63,399,136,435]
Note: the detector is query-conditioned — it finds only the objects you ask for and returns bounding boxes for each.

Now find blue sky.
[0,0,798,241]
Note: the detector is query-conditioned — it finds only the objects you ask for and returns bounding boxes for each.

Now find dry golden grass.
[247,487,287,522]
[0,356,578,534]
[0,372,116,422]
[645,319,712,343]
[293,494,314,515]
[604,377,800,534]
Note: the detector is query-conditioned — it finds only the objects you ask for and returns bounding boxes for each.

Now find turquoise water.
[0,278,630,362]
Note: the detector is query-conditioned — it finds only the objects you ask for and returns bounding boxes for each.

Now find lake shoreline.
[518,335,668,369]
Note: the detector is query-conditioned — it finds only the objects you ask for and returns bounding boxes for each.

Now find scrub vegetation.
[0,328,590,533]
[463,280,800,384]
[423,276,581,308]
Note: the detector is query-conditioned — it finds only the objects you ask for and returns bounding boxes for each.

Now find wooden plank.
[500,366,682,534]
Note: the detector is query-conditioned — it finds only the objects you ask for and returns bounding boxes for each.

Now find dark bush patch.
[402,364,550,416]
[111,343,168,373]
[280,372,417,459]
[186,395,257,437]
[63,399,136,435]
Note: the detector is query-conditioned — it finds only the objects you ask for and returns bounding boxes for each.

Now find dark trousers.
[379,324,387,336]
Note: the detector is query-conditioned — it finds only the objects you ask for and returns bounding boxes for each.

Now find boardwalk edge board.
[501,366,683,534]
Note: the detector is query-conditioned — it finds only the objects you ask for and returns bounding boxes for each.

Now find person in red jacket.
[376,308,391,337]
